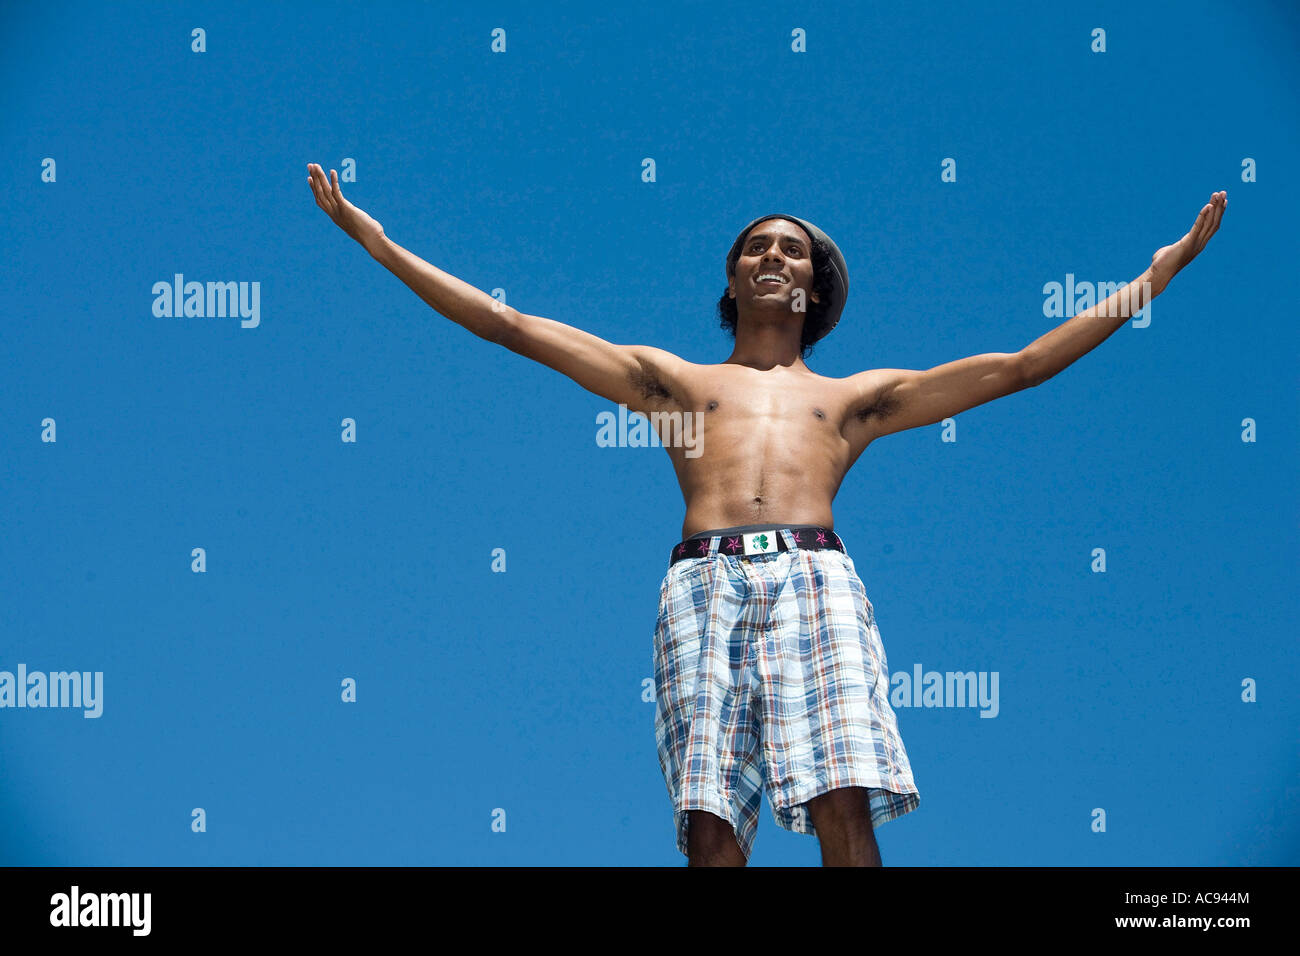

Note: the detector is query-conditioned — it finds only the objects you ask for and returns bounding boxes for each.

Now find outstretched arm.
[306,163,684,416]
[1020,190,1227,387]
[843,191,1227,447]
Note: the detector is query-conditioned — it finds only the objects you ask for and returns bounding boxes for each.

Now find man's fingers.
[1209,193,1225,235]
[318,166,335,209]
[308,165,327,207]
[311,165,336,214]
[1193,201,1216,247]
[1192,205,1210,247]
[1198,193,1225,251]
[1201,194,1219,239]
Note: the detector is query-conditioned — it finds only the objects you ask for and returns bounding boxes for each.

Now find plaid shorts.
[652,528,920,860]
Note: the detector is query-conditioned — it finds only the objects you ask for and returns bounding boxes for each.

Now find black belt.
[669,525,845,566]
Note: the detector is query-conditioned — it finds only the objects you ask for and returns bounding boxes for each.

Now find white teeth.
[757,274,787,284]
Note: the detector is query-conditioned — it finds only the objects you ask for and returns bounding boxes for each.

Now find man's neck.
[725,321,807,371]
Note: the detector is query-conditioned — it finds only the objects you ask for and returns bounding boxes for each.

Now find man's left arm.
[845,191,1227,446]
[1020,190,1227,387]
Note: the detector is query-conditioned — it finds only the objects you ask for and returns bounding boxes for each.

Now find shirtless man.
[306,164,1226,866]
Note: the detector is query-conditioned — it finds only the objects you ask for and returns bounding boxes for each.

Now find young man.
[306,165,1226,865]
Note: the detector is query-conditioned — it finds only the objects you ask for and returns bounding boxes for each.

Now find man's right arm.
[375,230,681,411]
[306,164,682,415]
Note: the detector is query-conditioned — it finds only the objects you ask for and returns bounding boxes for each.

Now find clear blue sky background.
[2,0,1296,866]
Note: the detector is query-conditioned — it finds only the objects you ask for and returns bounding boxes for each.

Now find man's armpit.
[627,355,678,410]
[854,390,903,423]
[848,371,904,424]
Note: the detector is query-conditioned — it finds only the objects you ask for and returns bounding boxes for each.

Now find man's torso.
[632,357,893,538]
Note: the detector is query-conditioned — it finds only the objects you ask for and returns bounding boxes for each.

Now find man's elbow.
[1015,350,1046,389]
[481,307,520,350]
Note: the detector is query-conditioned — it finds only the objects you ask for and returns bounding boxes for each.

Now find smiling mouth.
[755,273,789,286]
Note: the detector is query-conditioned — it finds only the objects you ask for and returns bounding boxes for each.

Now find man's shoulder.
[827,366,895,384]
[629,344,695,371]
[798,366,899,397]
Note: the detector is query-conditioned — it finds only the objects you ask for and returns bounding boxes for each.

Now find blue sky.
[1,0,1296,865]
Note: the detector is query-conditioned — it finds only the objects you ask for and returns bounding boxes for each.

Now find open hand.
[307,163,385,253]
[1148,190,1226,295]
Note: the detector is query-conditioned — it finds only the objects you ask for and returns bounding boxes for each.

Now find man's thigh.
[686,809,747,865]
[805,786,875,829]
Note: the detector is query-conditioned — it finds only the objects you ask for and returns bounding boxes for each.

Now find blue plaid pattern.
[652,529,920,860]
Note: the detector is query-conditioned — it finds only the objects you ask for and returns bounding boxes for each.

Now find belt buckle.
[742,530,778,556]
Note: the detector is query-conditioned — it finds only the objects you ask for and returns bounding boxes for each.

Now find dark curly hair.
[717,224,838,358]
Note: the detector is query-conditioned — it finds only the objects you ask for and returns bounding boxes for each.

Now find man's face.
[729,219,820,315]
